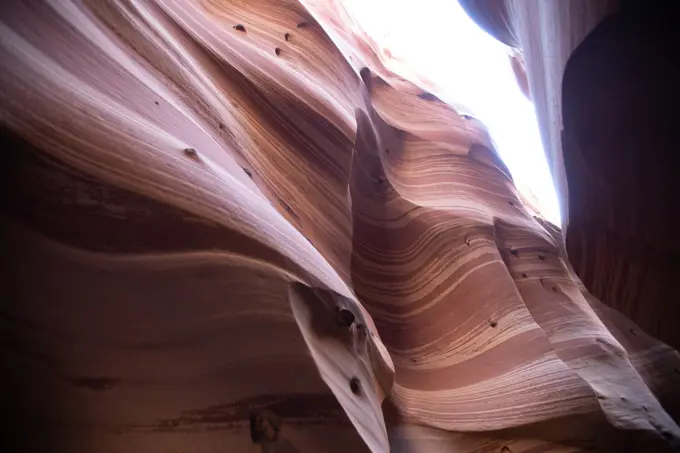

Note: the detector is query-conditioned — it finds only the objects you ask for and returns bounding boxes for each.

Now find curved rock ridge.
[0,1,678,452]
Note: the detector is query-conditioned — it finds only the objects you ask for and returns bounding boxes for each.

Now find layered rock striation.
[1,1,678,452]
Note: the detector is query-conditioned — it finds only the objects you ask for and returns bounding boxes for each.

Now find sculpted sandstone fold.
[1,1,679,452]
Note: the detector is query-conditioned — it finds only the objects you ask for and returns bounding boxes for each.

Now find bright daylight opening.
[343,0,561,225]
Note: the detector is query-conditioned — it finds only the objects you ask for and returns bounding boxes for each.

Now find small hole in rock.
[336,308,355,328]
[509,248,518,257]
[418,92,439,101]
[249,411,279,444]
[521,273,528,278]
[462,114,472,120]
[385,148,391,155]
[501,447,512,453]
[552,287,558,293]
[233,24,246,32]
[284,32,290,41]
[274,48,281,56]
[597,394,606,400]
[538,254,546,261]
[464,237,471,246]
[219,123,225,130]
[243,167,253,178]
[642,405,648,412]
[489,320,498,328]
[629,328,636,336]
[183,148,198,159]
[508,200,514,206]
[349,377,361,395]
[297,22,309,28]
[359,67,372,88]
[154,101,159,105]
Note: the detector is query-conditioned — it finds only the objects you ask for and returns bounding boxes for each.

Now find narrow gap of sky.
[343,0,561,225]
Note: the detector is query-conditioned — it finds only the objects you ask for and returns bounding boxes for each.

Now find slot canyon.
[1,0,679,452]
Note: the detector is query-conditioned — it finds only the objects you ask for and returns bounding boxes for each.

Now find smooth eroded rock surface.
[1,0,679,452]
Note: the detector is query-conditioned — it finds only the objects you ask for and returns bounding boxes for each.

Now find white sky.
[343,0,561,225]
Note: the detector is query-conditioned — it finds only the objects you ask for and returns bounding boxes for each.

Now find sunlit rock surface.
[1,1,679,452]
